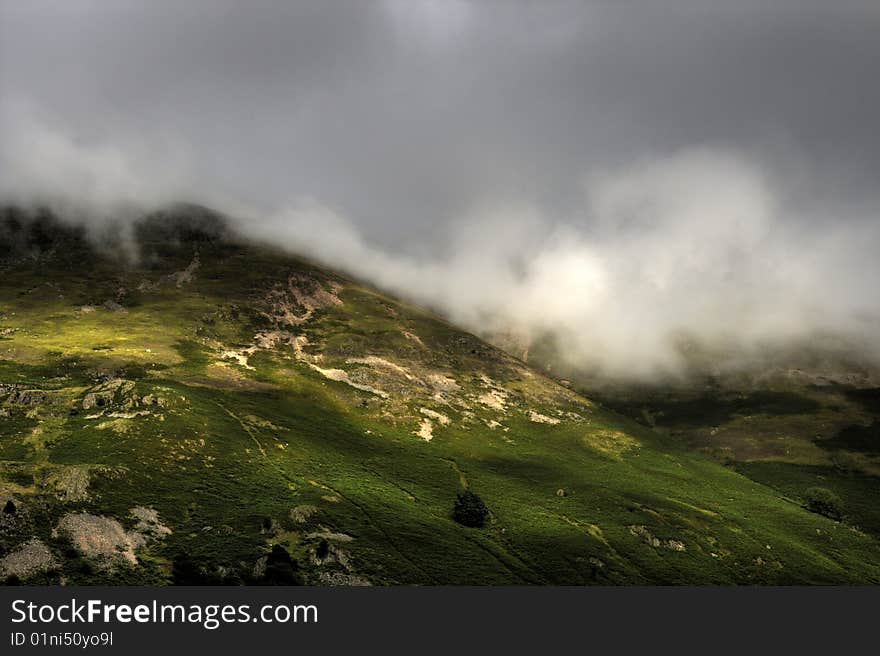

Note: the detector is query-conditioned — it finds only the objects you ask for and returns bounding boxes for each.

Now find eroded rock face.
[0,539,55,580]
[7,389,47,406]
[167,252,200,288]
[261,273,342,327]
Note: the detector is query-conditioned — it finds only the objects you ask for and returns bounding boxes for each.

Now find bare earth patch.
[0,539,55,580]
[401,331,426,348]
[317,571,372,586]
[306,529,354,542]
[130,506,172,538]
[527,410,561,425]
[220,349,255,370]
[477,389,508,411]
[420,407,451,425]
[347,356,414,379]
[309,364,389,398]
[414,418,435,442]
[426,373,460,393]
[55,513,145,566]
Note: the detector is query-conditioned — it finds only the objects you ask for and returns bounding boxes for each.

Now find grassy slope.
[1,208,879,584]
[586,382,880,545]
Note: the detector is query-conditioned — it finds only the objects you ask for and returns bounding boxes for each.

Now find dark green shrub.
[804,487,843,521]
[171,554,224,585]
[452,490,489,528]
[117,363,147,379]
[171,554,207,585]
[263,545,302,585]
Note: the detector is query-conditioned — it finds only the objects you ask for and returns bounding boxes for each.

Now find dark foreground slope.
[1,206,879,585]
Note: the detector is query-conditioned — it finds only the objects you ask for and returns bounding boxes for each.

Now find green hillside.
[1,205,879,585]
[582,377,880,555]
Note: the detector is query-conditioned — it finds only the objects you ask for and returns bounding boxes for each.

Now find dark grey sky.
[2,1,879,377]
[3,1,879,244]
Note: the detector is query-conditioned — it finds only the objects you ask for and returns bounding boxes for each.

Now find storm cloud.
[2,1,879,378]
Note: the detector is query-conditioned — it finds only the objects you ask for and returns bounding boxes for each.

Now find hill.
[1,205,879,585]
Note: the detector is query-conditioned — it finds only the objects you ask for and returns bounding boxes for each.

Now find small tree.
[804,487,843,521]
[171,553,206,585]
[452,490,489,528]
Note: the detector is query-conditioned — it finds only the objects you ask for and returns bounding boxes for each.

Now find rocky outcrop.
[82,379,136,410]
[628,525,687,551]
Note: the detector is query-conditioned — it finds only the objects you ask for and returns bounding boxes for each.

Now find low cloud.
[0,100,197,229]
[2,108,878,380]
[245,148,880,380]
[2,2,879,381]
